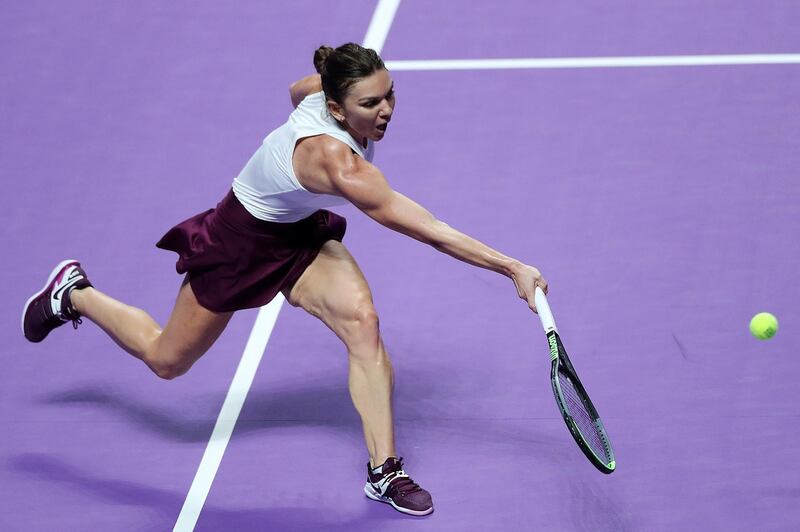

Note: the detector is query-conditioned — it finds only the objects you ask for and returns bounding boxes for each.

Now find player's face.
[329,69,395,143]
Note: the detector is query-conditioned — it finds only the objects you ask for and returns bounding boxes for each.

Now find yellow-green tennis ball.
[750,312,778,340]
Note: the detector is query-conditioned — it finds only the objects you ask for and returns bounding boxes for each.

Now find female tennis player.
[22,43,547,516]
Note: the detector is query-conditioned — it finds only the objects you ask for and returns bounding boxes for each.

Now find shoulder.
[300,134,365,175]
[294,134,378,196]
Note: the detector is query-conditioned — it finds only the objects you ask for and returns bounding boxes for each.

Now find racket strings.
[558,370,610,462]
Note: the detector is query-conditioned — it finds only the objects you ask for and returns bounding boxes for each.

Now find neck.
[339,120,367,149]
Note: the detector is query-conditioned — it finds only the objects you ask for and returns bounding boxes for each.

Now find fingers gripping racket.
[534,287,616,474]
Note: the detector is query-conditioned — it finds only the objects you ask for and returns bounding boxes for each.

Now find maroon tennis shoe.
[22,259,92,343]
[364,457,433,516]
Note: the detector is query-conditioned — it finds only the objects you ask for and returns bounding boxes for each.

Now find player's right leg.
[283,240,433,516]
[22,260,232,379]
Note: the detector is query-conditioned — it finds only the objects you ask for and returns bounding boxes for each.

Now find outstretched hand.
[510,264,548,313]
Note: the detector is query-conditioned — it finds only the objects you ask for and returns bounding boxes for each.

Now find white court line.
[173,296,284,532]
[363,0,401,52]
[173,1,400,530]
[386,53,800,71]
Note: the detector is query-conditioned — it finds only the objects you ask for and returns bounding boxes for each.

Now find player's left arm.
[289,74,322,108]
[328,154,547,310]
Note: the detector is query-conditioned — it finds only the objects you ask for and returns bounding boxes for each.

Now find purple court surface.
[3,1,800,531]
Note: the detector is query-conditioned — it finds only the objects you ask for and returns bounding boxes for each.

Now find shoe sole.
[21,259,79,341]
[364,484,434,516]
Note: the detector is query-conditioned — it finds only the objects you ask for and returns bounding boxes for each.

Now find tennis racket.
[534,287,616,474]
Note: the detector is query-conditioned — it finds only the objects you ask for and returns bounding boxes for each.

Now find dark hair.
[313,43,386,104]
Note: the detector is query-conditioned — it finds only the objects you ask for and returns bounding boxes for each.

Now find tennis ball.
[749,312,778,340]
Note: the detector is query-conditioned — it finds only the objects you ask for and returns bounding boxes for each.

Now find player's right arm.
[316,142,547,311]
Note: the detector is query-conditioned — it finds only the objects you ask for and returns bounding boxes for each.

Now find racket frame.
[534,287,616,474]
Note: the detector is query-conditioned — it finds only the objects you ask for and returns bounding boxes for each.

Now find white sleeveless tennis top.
[232,91,375,223]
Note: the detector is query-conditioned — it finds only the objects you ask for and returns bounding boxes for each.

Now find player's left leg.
[22,259,232,379]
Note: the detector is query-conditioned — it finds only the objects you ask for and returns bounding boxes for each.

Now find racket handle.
[534,286,557,333]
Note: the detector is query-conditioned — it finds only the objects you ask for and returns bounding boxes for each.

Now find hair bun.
[313,46,334,74]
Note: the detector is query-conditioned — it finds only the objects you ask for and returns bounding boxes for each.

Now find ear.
[326,99,346,123]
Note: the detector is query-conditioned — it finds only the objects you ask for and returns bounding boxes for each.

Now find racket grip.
[534,286,557,333]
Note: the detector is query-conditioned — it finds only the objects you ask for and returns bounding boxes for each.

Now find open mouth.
[376,123,388,132]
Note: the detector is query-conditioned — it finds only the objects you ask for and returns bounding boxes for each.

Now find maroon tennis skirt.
[156,189,346,312]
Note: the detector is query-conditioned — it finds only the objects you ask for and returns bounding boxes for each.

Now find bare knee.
[152,359,192,380]
[339,301,382,358]
[339,298,380,346]
[145,343,195,380]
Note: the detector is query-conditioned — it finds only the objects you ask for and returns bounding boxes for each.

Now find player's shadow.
[40,364,564,453]
[7,453,373,531]
[41,382,360,443]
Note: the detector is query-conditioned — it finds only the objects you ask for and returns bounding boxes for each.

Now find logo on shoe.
[52,268,81,301]
[374,480,390,496]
